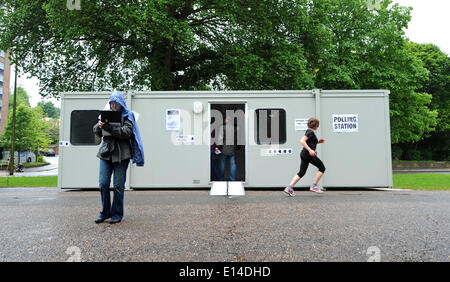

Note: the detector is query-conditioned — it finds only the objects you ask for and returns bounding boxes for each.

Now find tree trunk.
[163,40,175,90]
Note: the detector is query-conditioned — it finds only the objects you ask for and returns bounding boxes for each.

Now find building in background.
[0,50,11,134]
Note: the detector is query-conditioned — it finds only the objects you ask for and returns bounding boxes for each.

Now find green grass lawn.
[0,176,57,187]
[393,173,450,190]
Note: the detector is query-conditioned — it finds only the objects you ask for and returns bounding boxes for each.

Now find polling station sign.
[332,114,358,133]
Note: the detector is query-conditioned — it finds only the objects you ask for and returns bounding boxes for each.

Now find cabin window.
[255,109,286,144]
[70,110,101,145]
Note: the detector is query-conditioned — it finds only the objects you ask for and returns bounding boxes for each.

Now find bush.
[36,155,44,163]
[420,150,433,161]
[405,149,422,160]
[391,145,403,160]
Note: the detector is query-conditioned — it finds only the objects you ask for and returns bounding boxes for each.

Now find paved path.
[2,156,58,177]
[0,188,448,262]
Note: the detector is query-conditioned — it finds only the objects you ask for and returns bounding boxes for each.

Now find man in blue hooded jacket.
[93,92,145,224]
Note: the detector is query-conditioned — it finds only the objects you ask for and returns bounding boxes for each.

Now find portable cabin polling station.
[58,89,393,190]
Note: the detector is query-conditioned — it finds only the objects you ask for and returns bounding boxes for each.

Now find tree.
[405,42,450,160]
[295,0,437,144]
[0,0,314,95]
[34,101,60,144]
[8,86,30,110]
[31,105,53,149]
[1,104,51,156]
[1,86,53,158]
[2,104,36,153]
[45,119,59,145]
[0,0,439,147]
[36,100,60,119]
[408,42,449,133]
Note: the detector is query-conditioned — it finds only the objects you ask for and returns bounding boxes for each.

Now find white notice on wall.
[332,114,358,133]
[165,109,181,131]
[295,119,309,131]
[176,135,195,143]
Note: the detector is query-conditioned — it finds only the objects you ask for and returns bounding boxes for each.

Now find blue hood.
[109,91,145,166]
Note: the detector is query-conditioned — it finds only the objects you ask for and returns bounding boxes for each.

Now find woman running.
[284,118,326,196]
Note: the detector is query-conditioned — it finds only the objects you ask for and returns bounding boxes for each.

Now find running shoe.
[310,184,323,193]
[284,187,296,197]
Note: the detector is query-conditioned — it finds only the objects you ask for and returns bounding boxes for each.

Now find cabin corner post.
[313,89,323,189]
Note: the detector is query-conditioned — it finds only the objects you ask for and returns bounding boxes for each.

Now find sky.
[10,0,450,109]
[393,0,450,55]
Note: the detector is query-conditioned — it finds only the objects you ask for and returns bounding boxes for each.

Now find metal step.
[228,181,245,196]
[210,181,245,197]
[210,181,227,196]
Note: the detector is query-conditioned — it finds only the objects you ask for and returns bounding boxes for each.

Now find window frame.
[70,110,101,146]
[254,108,287,145]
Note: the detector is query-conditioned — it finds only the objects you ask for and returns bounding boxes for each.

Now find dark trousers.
[219,154,236,181]
[98,159,129,220]
[211,150,221,180]
[297,150,326,178]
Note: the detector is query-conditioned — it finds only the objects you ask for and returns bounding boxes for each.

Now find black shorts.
[297,150,326,178]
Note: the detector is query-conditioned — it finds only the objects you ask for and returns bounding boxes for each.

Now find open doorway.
[210,104,246,182]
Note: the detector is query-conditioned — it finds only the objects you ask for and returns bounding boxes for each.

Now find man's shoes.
[109,218,122,224]
[94,216,110,224]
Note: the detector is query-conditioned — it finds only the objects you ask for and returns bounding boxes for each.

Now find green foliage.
[36,100,60,119]
[1,104,52,153]
[2,87,58,150]
[8,87,30,110]
[2,104,36,152]
[36,154,44,163]
[34,101,60,144]
[32,106,53,148]
[0,0,315,94]
[391,145,403,160]
[301,0,437,144]
[0,0,444,148]
[45,119,60,144]
[408,42,450,133]
[404,149,421,161]
[407,42,449,161]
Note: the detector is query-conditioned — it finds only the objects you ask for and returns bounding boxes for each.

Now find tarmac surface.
[0,187,448,262]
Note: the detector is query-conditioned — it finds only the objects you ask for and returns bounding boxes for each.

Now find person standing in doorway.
[210,129,221,181]
[284,118,326,196]
[216,115,239,181]
[93,91,145,224]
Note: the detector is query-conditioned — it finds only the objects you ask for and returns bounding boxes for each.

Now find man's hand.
[101,122,112,132]
[309,150,316,157]
[318,138,325,143]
